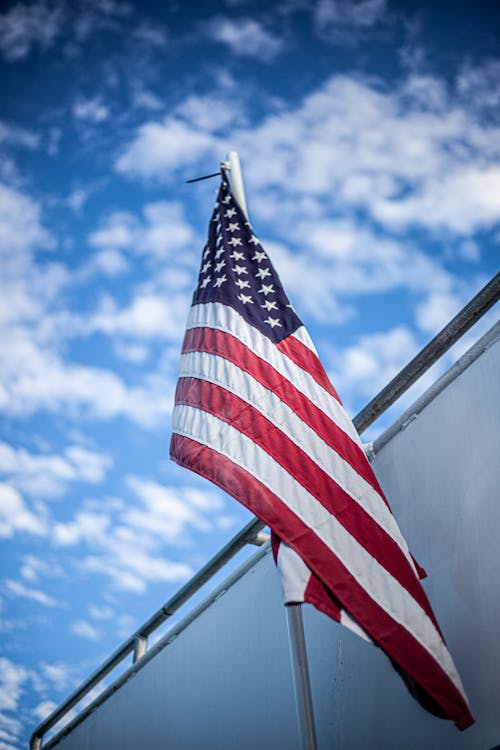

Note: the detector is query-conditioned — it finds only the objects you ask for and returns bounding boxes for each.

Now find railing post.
[133,635,147,663]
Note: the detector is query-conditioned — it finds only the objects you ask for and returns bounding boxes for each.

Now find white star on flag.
[258,283,274,296]
[252,250,267,262]
[235,278,251,289]
[238,293,254,304]
[228,237,243,247]
[213,274,227,288]
[255,267,271,280]
[233,265,248,275]
[261,300,278,311]
[264,316,282,328]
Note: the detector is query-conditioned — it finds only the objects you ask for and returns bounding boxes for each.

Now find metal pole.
[226,151,249,219]
[287,604,318,750]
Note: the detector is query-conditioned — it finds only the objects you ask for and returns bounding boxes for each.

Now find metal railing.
[30,272,499,750]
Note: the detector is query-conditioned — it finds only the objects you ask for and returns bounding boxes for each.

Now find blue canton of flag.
[193,173,302,343]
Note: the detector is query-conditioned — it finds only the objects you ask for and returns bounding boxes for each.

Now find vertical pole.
[227,151,249,219]
[286,604,318,750]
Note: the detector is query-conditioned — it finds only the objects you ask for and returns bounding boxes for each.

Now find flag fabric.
[170,171,473,730]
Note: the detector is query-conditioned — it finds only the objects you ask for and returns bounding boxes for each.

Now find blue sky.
[0,0,499,746]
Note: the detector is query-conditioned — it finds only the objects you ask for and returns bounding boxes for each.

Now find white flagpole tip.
[225,151,249,220]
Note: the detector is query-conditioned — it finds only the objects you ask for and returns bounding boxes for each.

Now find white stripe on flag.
[276,540,311,602]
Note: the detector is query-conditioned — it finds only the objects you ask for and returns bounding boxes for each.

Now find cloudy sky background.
[0,0,499,746]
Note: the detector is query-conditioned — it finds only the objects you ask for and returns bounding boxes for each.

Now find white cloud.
[116,118,219,179]
[0,484,47,538]
[0,1,64,62]
[117,69,500,237]
[0,658,27,711]
[314,0,387,37]
[371,166,500,233]
[415,291,463,335]
[90,248,129,275]
[125,477,223,540]
[0,331,175,428]
[89,604,114,620]
[89,291,189,341]
[329,325,420,400]
[0,120,39,149]
[53,511,111,547]
[458,239,480,263]
[33,700,58,721]
[207,17,284,62]
[0,182,53,263]
[175,94,244,132]
[5,579,58,607]
[0,442,112,498]
[72,0,132,43]
[50,479,225,593]
[20,555,64,584]
[41,662,73,692]
[89,201,199,261]
[73,96,110,123]
[71,619,101,641]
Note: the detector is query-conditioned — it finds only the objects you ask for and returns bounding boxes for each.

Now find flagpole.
[225,151,318,750]
[225,151,249,219]
[286,604,318,750]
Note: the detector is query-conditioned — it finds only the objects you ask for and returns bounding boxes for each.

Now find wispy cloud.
[0,442,112,498]
[206,17,285,62]
[0,484,47,538]
[50,479,227,593]
[314,0,388,39]
[73,96,110,123]
[0,1,65,62]
[5,579,58,607]
[71,619,101,641]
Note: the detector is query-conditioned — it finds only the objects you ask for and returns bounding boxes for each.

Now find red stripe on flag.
[276,335,340,401]
[175,376,438,626]
[182,325,387,501]
[170,432,473,731]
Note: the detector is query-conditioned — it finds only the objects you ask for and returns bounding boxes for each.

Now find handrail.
[30,273,499,749]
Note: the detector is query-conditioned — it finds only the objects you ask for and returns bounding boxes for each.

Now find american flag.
[170,172,473,730]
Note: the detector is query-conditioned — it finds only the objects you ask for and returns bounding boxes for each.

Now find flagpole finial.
[225,151,249,220]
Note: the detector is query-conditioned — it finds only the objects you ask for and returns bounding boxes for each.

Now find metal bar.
[186,171,221,183]
[353,271,500,434]
[286,604,318,750]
